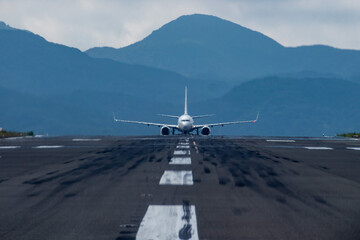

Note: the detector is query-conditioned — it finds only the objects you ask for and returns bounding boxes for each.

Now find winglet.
[254,112,260,122]
[113,112,118,122]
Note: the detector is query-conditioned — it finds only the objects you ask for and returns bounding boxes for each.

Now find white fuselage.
[178,114,194,133]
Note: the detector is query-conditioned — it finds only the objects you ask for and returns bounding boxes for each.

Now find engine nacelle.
[160,126,170,135]
[201,126,211,135]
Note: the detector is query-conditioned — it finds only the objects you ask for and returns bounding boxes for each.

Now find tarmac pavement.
[0,135,359,240]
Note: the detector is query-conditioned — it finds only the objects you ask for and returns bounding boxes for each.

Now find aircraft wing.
[113,114,177,128]
[193,112,259,128]
[157,114,179,118]
[192,114,215,119]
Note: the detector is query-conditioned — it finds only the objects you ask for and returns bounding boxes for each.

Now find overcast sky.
[0,0,359,51]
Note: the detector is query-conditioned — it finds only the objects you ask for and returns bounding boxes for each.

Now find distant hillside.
[0,24,228,104]
[0,85,178,135]
[0,21,14,30]
[1,20,359,136]
[191,77,360,136]
[1,72,359,136]
[86,14,360,82]
[0,22,227,135]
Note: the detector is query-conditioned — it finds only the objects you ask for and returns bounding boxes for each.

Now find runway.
[0,136,359,240]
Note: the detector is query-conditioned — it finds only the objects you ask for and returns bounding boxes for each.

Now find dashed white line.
[33,146,64,149]
[170,157,192,165]
[304,147,333,150]
[5,137,24,140]
[143,138,196,237]
[136,205,199,240]
[347,147,360,151]
[177,145,190,149]
[72,138,101,142]
[174,150,190,155]
[267,139,295,143]
[0,146,20,149]
[159,171,193,185]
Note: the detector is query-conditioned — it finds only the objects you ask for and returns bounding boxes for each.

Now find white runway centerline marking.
[33,145,64,149]
[0,146,20,149]
[347,147,360,151]
[179,142,189,145]
[174,150,190,155]
[170,157,192,165]
[159,171,193,185]
[267,139,296,143]
[177,145,190,149]
[304,147,333,150]
[72,138,101,142]
[136,205,199,240]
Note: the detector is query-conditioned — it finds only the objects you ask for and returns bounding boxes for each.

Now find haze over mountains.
[1,14,359,136]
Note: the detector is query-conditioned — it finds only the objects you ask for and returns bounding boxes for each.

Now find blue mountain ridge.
[86,14,360,82]
[0,25,227,101]
[1,18,359,136]
[0,22,228,135]
[0,21,14,30]
[191,77,360,136]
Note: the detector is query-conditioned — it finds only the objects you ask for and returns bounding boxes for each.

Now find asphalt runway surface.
[0,135,359,240]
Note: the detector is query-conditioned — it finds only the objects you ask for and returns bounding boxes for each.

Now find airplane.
[113,87,259,135]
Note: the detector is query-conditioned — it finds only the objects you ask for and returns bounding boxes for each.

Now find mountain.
[0,21,14,30]
[2,75,358,136]
[0,85,178,135]
[86,14,360,82]
[1,20,360,136]
[191,77,360,136]
[0,21,228,135]
[0,23,228,102]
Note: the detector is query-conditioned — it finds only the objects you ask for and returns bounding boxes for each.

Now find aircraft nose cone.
[183,122,191,130]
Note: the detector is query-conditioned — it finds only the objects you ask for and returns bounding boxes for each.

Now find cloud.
[0,0,359,50]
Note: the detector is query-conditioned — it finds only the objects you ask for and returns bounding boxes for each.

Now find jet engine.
[201,126,211,135]
[160,126,170,135]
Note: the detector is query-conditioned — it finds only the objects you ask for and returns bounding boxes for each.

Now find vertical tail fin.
[184,86,188,115]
